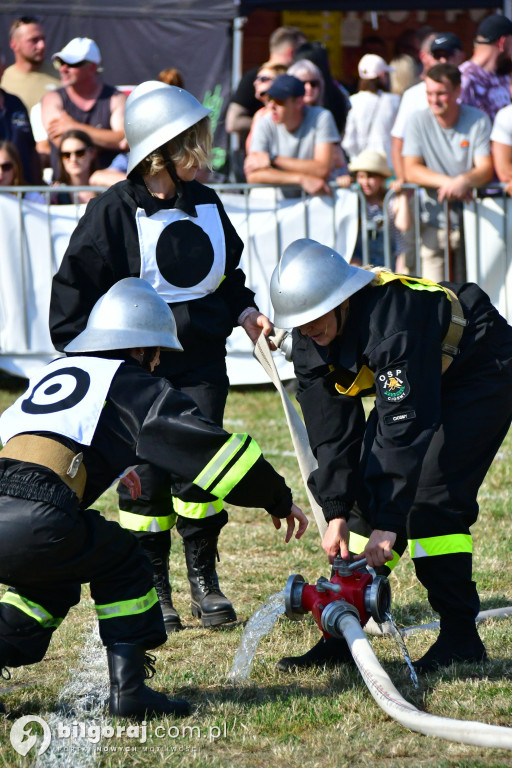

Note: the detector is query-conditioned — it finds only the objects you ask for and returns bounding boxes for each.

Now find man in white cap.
[40,37,126,177]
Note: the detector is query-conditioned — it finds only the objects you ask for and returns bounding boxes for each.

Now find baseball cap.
[266,74,305,100]
[358,54,393,80]
[476,14,512,43]
[430,32,463,55]
[52,37,101,66]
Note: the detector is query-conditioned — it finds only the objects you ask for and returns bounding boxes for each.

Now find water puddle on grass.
[384,610,419,689]
[228,591,286,682]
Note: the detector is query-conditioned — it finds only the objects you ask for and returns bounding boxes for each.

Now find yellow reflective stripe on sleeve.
[172,498,223,520]
[95,587,158,620]
[205,438,262,498]
[118,510,176,532]
[194,434,247,490]
[0,590,63,629]
[194,434,262,497]
[409,533,472,559]
[348,531,401,571]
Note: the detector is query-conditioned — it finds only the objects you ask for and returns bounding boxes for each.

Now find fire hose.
[254,330,512,748]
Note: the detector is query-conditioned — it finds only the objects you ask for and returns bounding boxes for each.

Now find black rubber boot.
[277,636,354,672]
[184,536,237,628]
[413,629,487,674]
[107,643,190,719]
[140,533,183,633]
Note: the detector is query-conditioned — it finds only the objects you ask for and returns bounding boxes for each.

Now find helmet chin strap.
[161,144,183,199]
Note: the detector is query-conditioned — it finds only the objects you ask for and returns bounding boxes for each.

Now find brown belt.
[441,287,468,373]
[0,434,86,500]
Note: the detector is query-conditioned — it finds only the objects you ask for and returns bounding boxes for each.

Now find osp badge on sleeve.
[377,368,410,403]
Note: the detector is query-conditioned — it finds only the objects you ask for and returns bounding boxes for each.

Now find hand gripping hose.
[254,332,512,749]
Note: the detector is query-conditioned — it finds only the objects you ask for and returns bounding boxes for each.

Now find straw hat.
[348,149,392,177]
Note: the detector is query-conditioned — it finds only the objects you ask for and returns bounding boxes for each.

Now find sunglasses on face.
[0,162,14,172]
[60,148,88,159]
[304,79,320,88]
[432,50,455,60]
[54,58,89,69]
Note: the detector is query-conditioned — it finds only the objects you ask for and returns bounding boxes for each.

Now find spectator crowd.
[3,14,512,279]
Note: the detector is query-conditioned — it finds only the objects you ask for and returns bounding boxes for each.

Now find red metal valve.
[284,557,391,637]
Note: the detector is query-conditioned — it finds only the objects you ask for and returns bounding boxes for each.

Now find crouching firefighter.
[269,238,512,674]
[0,278,307,719]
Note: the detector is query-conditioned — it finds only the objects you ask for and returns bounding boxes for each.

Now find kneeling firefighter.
[0,278,306,718]
[270,238,512,673]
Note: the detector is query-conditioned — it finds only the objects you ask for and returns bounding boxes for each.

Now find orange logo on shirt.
[460,140,470,148]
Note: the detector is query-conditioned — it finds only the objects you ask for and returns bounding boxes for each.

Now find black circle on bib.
[22,367,91,414]
[156,220,215,288]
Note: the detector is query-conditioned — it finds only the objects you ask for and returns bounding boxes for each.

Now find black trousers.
[0,461,165,667]
[118,359,230,541]
[352,350,512,626]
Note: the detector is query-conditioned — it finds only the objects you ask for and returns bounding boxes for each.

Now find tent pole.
[229,15,247,180]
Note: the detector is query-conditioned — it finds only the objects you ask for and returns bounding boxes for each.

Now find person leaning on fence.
[490,102,512,195]
[336,149,411,271]
[244,74,340,196]
[0,278,307,719]
[269,238,512,674]
[50,81,274,636]
[402,63,493,283]
[40,37,127,179]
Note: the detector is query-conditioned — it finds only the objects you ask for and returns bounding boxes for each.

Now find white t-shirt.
[342,90,400,167]
[491,104,512,146]
[391,81,427,140]
[250,105,340,159]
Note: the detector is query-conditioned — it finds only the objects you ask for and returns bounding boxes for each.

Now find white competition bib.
[136,203,226,303]
[0,357,123,447]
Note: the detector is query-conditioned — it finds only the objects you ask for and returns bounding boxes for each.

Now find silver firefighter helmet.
[124,80,212,175]
[64,278,184,353]
[270,238,375,328]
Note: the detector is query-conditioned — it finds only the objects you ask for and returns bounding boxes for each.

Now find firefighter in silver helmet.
[50,81,274,633]
[270,238,512,674]
[0,278,306,719]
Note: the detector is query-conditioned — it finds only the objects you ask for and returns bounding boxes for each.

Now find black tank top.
[50,84,119,176]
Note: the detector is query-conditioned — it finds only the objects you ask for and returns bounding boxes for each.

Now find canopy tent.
[239,0,503,10]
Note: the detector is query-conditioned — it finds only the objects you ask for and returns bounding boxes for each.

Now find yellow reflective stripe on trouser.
[0,590,63,629]
[349,531,401,572]
[409,534,472,559]
[95,587,159,620]
[172,497,224,520]
[118,510,176,532]
[194,433,262,498]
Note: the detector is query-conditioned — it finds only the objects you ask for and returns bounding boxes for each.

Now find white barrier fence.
[0,184,510,383]
[0,185,358,383]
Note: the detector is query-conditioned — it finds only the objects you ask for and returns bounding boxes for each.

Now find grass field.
[0,376,511,768]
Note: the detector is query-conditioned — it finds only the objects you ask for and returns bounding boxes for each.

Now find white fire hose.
[254,331,512,748]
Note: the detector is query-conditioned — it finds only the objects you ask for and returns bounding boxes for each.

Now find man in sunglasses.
[244,74,339,196]
[40,37,126,179]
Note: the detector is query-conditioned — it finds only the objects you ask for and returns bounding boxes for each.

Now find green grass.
[0,378,511,768]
